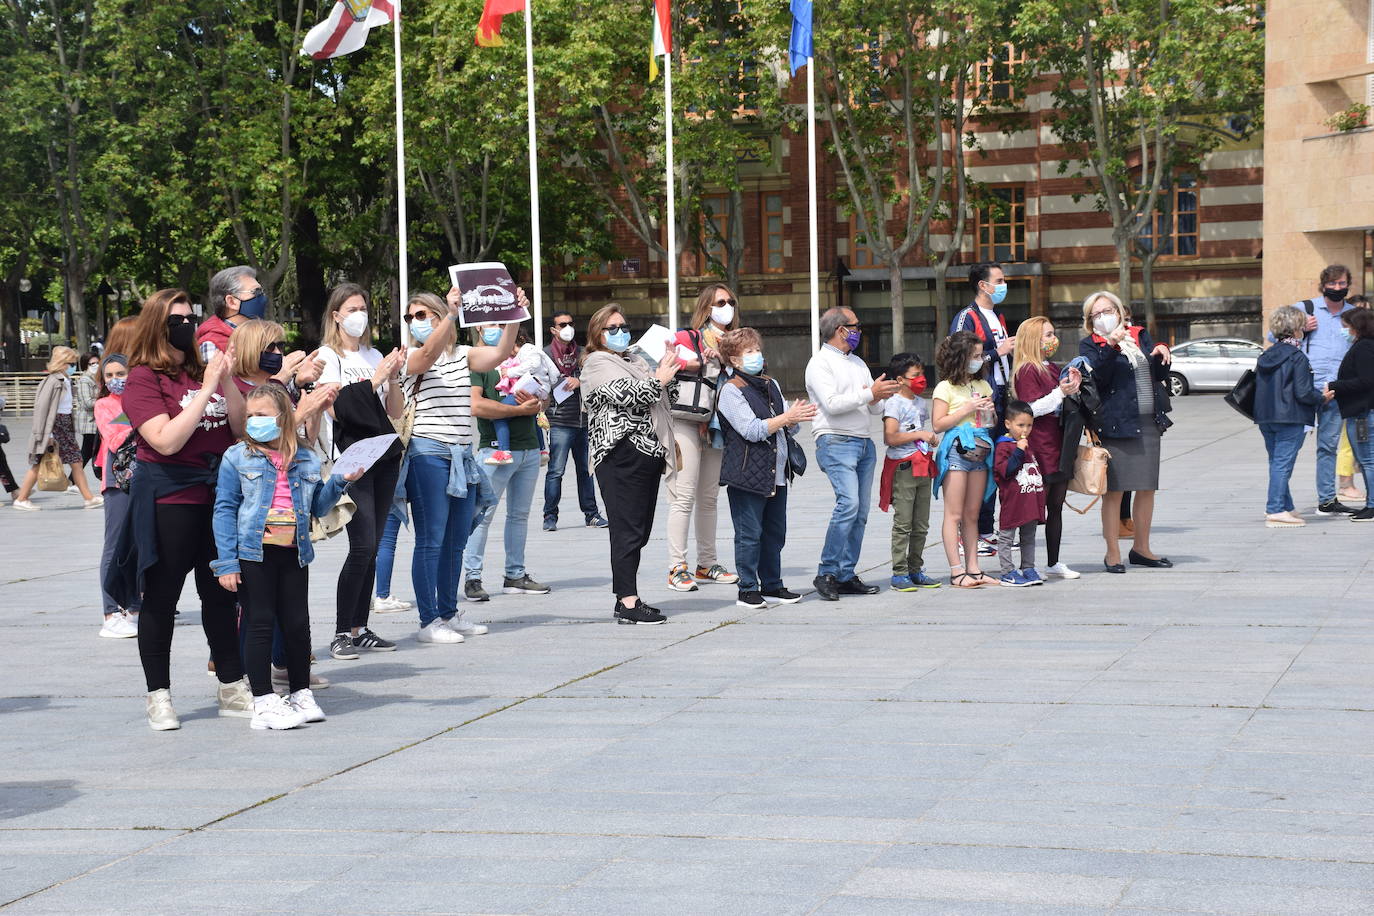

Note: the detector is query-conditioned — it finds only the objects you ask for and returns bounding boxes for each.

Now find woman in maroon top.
[122,289,248,730]
[1009,317,1081,580]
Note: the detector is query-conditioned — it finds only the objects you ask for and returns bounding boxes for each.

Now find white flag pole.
[524,1,543,349]
[392,4,410,345]
[806,56,819,352]
[663,51,678,329]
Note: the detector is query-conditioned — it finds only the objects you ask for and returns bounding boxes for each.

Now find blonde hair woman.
[12,346,101,510]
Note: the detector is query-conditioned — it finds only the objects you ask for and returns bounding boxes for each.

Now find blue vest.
[718,375,784,496]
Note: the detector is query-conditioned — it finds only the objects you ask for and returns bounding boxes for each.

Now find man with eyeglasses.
[805,306,902,601]
[197,266,272,363]
[542,311,608,531]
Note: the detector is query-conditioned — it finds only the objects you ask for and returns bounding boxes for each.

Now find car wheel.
[1168,373,1188,397]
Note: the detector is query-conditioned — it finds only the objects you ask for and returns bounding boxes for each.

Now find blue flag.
[789,0,812,75]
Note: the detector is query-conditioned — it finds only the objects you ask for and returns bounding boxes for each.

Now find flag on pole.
[302,0,396,60]
[649,0,671,80]
[475,0,526,47]
[789,0,812,75]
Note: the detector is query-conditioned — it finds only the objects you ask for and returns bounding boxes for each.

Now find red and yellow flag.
[475,0,525,47]
[649,0,671,80]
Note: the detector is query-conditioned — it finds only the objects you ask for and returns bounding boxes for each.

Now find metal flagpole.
[524,1,543,348]
[663,52,678,329]
[393,4,410,345]
[806,56,819,352]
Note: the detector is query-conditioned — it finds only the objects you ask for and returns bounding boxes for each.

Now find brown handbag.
[1064,431,1109,514]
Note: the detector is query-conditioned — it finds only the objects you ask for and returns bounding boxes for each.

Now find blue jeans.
[374,510,404,598]
[1260,423,1305,514]
[463,447,540,581]
[406,449,475,626]
[727,485,787,593]
[1346,413,1374,508]
[543,424,600,522]
[1315,397,1343,504]
[816,434,876,580]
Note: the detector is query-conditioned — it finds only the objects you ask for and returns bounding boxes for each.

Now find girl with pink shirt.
[94,354,141,638]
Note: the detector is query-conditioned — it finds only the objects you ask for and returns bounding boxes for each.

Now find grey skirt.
[1104,420,1161,492]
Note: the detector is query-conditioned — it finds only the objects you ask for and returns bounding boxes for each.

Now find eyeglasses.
[1089,309,1116,320]
[553,320,575,329]
[166,314,197,327]
[405,310,432,322]
[265,341,285,353]
[842,322,862,330]
[234,287,264,300]
[603,324,629,333]
[715,297,738,308]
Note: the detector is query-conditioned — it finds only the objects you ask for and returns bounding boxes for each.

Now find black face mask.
[259,351,284,374]
[1323,287,1348,302]
[167,320,197,356]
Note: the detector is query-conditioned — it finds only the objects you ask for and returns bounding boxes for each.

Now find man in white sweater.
[804,307,902,600]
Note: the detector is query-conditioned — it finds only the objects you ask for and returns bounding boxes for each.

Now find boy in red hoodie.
[993,400,1047,587]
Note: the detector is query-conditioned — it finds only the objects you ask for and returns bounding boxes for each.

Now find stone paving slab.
[3,395,1374,913]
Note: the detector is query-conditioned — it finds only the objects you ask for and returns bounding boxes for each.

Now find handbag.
[1223,368,1257,421]
[670,330,718,422]
[111,432,139,494]
[1064,430,1110,514]
[784,427,807,478]
[37,448,68,491]
[391,372,420,447]
[0,423,9,445]
[310,491,356,543]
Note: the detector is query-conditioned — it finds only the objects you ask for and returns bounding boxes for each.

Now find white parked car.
[1165,337,1262,397]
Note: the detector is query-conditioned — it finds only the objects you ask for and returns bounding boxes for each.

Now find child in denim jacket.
[212,385,359,730]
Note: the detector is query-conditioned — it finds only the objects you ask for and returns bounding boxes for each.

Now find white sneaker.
[99,613,138,638]
[287,688,326,723]
[216,676,254,718]
[417,619,464,644]
[371,594,412,614]
[146,688,180,731]
[250,693,308,730]
[447,614,488,637]
[11,499,39,511]
[83,496,104,509]
[66,484,80,494]
[1045,562,1081,580]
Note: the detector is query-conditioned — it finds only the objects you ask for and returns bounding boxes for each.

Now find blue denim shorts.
[944,449,987,474]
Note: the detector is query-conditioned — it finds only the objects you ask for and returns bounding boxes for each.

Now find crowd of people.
[2,260,1370,731]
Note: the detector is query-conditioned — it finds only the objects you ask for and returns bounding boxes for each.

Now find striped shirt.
[405,345,473,446]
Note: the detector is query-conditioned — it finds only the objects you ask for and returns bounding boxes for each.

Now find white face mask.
[1093,313,1119,335]
[340,311,369,338]
[966,357,985,374]
[710,303,735,326]
[557,325,575,342]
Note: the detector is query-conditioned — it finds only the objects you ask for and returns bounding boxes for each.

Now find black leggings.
[81,433,98,470]
[595,439,665,599]
[335,457,400,634]
[138,503,243,693]
[1044,480,1068,566]
[240,545,311,696]
[0,444,16,493]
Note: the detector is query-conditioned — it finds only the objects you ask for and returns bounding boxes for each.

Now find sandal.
[969,571,998,586]
[951,572,984,589]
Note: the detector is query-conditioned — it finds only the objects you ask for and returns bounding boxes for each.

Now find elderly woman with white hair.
[1077,291,1173,572]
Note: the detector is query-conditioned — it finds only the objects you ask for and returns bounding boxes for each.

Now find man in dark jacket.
[1254,306,1324,527]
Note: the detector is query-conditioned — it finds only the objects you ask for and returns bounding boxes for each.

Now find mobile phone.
[1357,418,1369,443]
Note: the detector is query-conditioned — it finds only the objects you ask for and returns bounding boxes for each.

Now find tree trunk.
[888,258,905,354]
[293,206,326,347]
[1141,253,1159,336]
[64,267,90,353]
[932,266,949,344]
[1116,242,1133,318]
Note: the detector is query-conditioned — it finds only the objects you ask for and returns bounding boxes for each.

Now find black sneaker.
[762,587,803,605]
[812,575,840,601]
[614,600,666,625]
[736,591,767,609]
[586,513,609,528]
[1317,500,1357,515]
[1351,507,1374,522]
[542,517,557,532]
[329,633,359,660]
[838,576,880,595]
[352,628,397,652]
[503,574,551,594]
[464,580,490,602]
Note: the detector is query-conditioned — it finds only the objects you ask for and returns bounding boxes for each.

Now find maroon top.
[994,437,1048,529]
[1013,361,1063,477]
[194,315,237,356]
[122,366,235,504]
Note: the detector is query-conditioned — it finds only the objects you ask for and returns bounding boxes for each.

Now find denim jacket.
[211,442,350,575]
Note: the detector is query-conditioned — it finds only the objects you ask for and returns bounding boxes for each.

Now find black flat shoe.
[812,575,840,601]
[838,577,880,596]
[1103,558,1126,574]
[1128,550,1172,568]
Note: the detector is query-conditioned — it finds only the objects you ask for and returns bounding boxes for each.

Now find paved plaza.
[2,395,1373,914]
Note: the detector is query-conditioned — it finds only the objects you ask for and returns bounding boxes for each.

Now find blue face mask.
[1341,327,1354,343]
[65,365,77,377]
[410,319,434,344]
[106,377,126,395]
[988,282,1008,306]
[481,327,502,346]
[605,329,631,352]
[235,290,269,319]
[245,416,280,443]
[740,352,765,375]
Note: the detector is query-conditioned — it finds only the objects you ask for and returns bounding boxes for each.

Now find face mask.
[168,320,197,356]
[245,416,280,443]
[988,282,1008,306]
[844,329,861,351]
[739,352,764,375]
[481,327,502,346]
[557,325,575,343]
[1323,287,1348,303]
[410,319,434,344]
[908,376,927,396]
[711,304,735,326]
[106,377,126,395]
[605,329,631,352]
[1093,313,1119,336]
[1041,337,1060,358]
[65,365,77,377]
[966,357,985,374]
[259,351,284,374]
[340,311,369,338]
[235,290,269,319]
[87,365,99,376]
[1341,327,1354,343]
